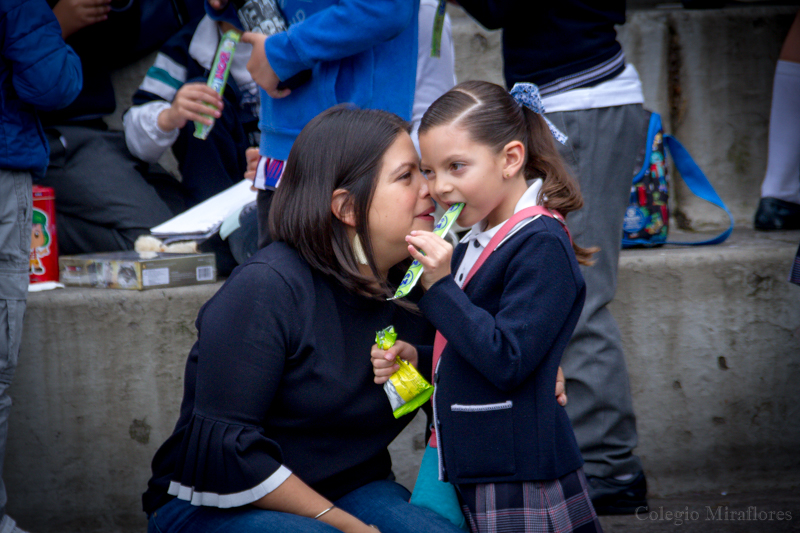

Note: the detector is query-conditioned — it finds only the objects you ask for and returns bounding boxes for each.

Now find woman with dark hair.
[142,106,464,533]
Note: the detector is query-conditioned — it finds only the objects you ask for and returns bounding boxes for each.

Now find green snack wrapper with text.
[194,30,240,140]
[391,202,464,300]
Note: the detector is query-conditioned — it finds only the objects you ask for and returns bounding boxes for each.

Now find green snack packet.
[391,202,465,300]
[376,326,434,419]
[194,30,240,140]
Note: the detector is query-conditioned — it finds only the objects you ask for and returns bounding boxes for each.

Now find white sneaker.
[0,515,30,533]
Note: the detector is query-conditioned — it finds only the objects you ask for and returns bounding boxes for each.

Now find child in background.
[206,0,419,250]
[373,80,602,533]
[123,15,260,208]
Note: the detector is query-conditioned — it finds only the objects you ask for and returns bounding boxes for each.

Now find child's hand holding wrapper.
[373,204,465,417]
[372,326,433,419]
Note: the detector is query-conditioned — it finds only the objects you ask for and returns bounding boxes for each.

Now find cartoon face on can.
[30,208,52,276]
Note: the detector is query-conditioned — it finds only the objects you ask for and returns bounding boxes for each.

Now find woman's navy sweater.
[143,243,433,514]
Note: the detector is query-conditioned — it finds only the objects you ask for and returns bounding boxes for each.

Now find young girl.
[373,80,603,533]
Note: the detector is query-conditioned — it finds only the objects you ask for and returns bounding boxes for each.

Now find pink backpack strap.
[461,206,570,288]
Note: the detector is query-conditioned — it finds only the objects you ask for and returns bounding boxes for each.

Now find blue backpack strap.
[663,135,734,246]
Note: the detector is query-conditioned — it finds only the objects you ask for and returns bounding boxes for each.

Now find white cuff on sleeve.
[123,102,180,163]
[167,465,293,509]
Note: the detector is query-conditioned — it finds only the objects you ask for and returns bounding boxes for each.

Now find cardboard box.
[59,251,217,290]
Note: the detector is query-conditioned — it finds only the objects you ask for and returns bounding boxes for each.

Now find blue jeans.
[148,480,465,533]
[0,170,32,519]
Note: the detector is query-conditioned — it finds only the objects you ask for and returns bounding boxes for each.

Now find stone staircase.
[6,5,800,532]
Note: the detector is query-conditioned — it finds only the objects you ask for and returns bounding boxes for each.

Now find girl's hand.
[240,32,292,99]
[158,83,223,131]
[371,341,418,385]
[52,0,111,38]
[405,231,453,290]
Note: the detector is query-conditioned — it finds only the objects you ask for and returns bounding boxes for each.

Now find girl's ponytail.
[521,107,598,265]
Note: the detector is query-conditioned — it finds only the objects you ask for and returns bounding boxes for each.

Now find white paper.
[150,180,257,240]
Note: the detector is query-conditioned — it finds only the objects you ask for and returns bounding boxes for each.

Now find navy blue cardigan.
[419,216,585,484]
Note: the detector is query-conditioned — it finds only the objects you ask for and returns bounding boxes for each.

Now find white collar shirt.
[453,179,544,288]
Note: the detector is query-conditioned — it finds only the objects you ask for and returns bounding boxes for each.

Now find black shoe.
[588,471,648,516]
[754,197,800,230]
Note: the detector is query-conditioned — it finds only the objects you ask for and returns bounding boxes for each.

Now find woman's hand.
[52,0,111,38]
[157,82,223,131]
[556,366,567,406]
[371,340,418,385]
[240,32,292,99]
[405,231,453,290]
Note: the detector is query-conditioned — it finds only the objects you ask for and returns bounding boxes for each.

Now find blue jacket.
[208,0,418,161]
[0,0,82,174]
[419,217,586,484]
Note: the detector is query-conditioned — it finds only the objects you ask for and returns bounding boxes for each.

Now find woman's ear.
[331,188,356,227]
[502,140,526,179]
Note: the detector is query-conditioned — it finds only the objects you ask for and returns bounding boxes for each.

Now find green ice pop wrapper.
[194,30,240,140]
[391,202,464,300]
[376,326,434,419]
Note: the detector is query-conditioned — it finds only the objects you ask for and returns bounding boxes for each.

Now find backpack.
[622,112,734,248]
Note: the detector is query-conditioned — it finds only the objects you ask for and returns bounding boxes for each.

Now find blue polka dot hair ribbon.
[509,83,568,145]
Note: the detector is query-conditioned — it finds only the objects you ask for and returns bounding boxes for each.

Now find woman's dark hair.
[269,105,412,300]
[419,80,597,265]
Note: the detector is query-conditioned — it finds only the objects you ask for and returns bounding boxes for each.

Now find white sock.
[761,60,800,204]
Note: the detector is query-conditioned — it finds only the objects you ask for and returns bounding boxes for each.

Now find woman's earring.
[352,234,368,265]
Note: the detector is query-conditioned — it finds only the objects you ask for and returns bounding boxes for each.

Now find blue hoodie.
[208,0,418,161]
[0,0,82,175]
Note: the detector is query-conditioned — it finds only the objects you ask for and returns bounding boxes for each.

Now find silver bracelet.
[314,505,335,520]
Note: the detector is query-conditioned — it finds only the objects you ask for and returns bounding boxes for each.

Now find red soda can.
[29,185,59,284]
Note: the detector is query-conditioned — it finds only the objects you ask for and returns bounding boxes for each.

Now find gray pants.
[547,104,649,479]
[0,170,32,518]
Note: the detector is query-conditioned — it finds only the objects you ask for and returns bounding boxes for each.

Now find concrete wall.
[610,230,800,497]
[450,5,798,229]
[5,286,215,532]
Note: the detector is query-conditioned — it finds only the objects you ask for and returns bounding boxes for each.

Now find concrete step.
[450,5,797,230]
[5,228,798,532]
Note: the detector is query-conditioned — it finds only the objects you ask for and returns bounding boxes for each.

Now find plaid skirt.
[456,468,603,533]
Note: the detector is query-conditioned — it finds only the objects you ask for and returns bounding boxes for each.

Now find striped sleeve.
[139,52,188,103]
